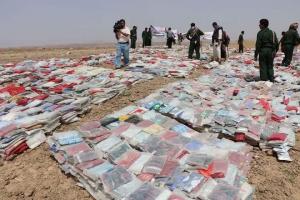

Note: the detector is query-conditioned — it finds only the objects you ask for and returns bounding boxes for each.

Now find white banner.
[150,25,178,39]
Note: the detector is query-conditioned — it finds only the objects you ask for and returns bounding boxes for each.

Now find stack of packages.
[137,53,300,162]
[113,47,205,78]
[0,59,153,160]
[50,46,206,78]
[48,105,254,200]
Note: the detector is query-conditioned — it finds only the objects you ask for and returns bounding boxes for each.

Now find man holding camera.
[114,19,131,69]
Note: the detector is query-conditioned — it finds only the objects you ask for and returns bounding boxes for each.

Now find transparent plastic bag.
[107,142,132,162]
[142,156,167,175]
[186,154,213,170]
[126,183,161,200]
[208,183,239,200]
[100,166,133,192]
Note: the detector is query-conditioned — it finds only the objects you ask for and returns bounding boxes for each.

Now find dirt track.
[0,46,300,200]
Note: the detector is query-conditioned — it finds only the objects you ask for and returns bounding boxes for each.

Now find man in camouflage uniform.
[254,19,279,82]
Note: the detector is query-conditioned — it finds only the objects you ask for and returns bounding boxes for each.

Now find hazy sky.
[1,0,300,47]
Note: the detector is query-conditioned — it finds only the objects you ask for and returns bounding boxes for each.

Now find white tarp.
[182,31,212,41]
[201,32,213,41]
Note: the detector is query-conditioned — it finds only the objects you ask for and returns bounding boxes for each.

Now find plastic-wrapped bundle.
[72,150,99,165]
[154,141,181,157]
[100,166,133,193]
[53,131,83,145]
[112,177,143,199]
[142,156,167,175]
[129,131,151,147]
[180,172,206,193]
[218,164,238,186]
[126,183,161,200]
[78,121,101,133]
[197,178,218,200]
[186,154,213,170]
[94,136,122,153]
[120,125,142,140]
[159,160,180,177]
[115,150,141,169]
[138,135,161,153]
[83,162,114,181]
[143,124,165,135]
[208,183,239,200]
[128,153,152,174]
[107,142,132,162]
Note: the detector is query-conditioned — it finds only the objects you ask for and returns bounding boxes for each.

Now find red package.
[244,60,253,65]
[286,106,298,112]
[259,99,271,111]
[5,63,15,67]
[34,94,49,100]
[267,133,287,141]
[136,120,154,128]
[159,160,179,177]
[0,84,25,96]
[17,98,30,106]
[14,70,25,74]
[211,159,228,178]
[116,151,141,168]
[233,89,239,96]
[176,149,189,159]
[66,69,75,74]
[235,132,246,142]
[198,163,213,178]
[109,72,115,78]
[64,143,91,156]
[178,64,187,67]
[76,159,104,171]
[271,113,285,122]
[283,96,290,105]
[138,173,154,182]
[160,131,178,140]
[168,194,185,200]
[5,142,29,160]
[0,123,17,137]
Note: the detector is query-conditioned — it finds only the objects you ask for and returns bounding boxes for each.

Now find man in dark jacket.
[254,19,279,82]
[186,23,204,59]
[130,26,137,49]
[238,31,245,53]
[142,28,148,48]
[282,23,300,66]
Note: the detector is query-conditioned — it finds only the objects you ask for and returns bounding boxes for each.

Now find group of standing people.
[113,19,300,84]
[186,22,231,62]
[255,19,300,82]
[279,23,300,67]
